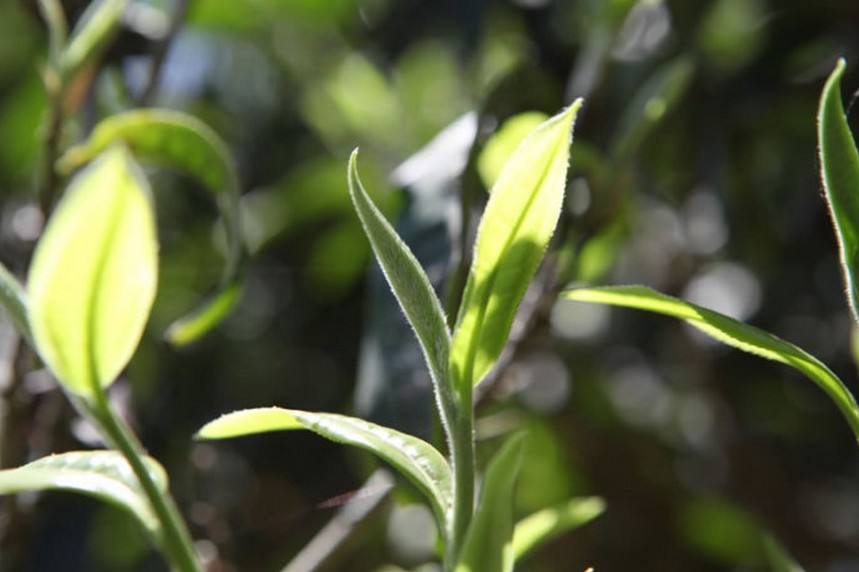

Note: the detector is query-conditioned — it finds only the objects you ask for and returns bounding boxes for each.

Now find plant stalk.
[89,392,201,572]
[447,385,475,571]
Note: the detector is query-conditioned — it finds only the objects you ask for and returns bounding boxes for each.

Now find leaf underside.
[197,407,453,528]
[0,451,167,536]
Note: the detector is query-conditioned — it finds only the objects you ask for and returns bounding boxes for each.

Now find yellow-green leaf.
[0,451,167,537]
[818,58,859,324]
[197,408,453,529]
[451,102,582,389]
[477,112,549,190]
[28,147,157,398]
[60,0,128,81]
[563,286,859,441]
[57,109,244,346]
[512,496,605,561]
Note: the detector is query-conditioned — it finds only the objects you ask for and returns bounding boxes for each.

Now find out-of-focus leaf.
[57,109,243,346]
[28,147,157,399]
[0,451,166,537]
[679,497,763,565]
[512,496,606,561]
[60,0,129,80]
[563,286,859,441]
[610,56,694,162]
[477,112,549,190]
[348,151,456,436]
[0,74,48,181]
[451,102,581,389]
[697,0,765,73]
[197,408,452,528]
[763,534,806,572]
[455,434,525,572]
[818,58,859,325]
[0,263,30,342]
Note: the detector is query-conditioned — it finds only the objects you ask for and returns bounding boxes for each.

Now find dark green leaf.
[563,286,859,442]
[818,58,859,324]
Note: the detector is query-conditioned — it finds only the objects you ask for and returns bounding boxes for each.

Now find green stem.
[89,393,201,572]
[447,385,475,571]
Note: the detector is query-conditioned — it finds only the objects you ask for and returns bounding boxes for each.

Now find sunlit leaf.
[818,58,859,325]
[563,286,859,441]
[0,451,166,536]
[28,147,157,398]
[57,109,244,346]
[197,408,452,527]
[477,112,548,190]
[451,102,582,388]
[0,262,31,342]
[512,496,605,561]
[455,434,525,572]
[348,150,456,436]
[60,0,128,80]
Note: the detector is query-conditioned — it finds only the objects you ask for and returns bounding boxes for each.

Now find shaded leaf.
[563,286,859,440]
[818,58,859,325]
[451,102,582,388]
[0,451,166,536]
[57,109,244,346]
[0,262,31,342]
[512,496,605,561]
[348,150,455,437]
[60,0,128,80]
[28,147,157,398]
[197,408,452,527]
[763,534,806,572]
[456,434,526,572]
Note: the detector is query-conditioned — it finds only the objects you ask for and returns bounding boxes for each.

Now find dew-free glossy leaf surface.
[451,102,581,389]
[0,451,167,536]
[564,286,859,441]
[348,150,455,433]
[197,408,452,526]
[512,496,605,560]
[456,434,525,572]
[0,262,30,342]
[28,147,157,398]
[57,109,244,346]
[818,58,859,324]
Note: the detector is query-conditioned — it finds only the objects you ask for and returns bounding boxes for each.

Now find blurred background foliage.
[1,0,859,570]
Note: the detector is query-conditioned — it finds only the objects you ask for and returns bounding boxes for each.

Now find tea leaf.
[818,58,859,324]
[197,408,453,527]
[0,451,167,536]
[28,147,157,398]
[512,496,606,561]
[456,434,525,572]
[348,150,455,435]
[477,112,549,190]
[0,262,31,342]
[58,109,244,346]
[563,286,859,440]
[60,0,128,80]
[451,102,582,388]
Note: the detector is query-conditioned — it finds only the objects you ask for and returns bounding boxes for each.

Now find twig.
[136,0,189,106]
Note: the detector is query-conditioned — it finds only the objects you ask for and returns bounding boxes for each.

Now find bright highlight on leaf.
[512,496,606,560]
[0,451,167,536]
[347,150,456,438]
[197,407,453,527]
[451,101,582,389]
[563,285,859,441]
[57,109,245,346]
[456,434,525,572]
[477,112,549,191]
[818,58,859,325]
[28,146,157,399]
